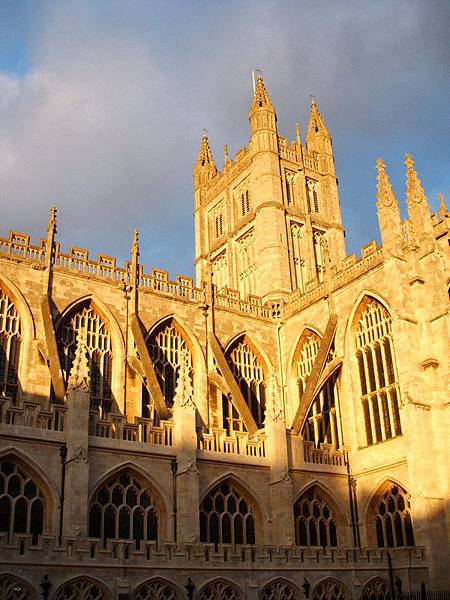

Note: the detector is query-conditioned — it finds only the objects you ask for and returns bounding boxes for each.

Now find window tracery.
[226,338,266,430]
[0,459,44,544]
[143,321,192,416]
[362,578,390,600]
[200,481,256,547]
[294,487,338,548]
[88,472,159,547]
[198,579,243,600]
[55,578,109,600]
[313,230,325,282]
[285,171,295,206]
[355,299,401,445]
[373,483,414,548]
[133,578,181,600]
[290,223,306,293]
[0,289,21,401]
[261,579,299,600]
[240,189,250,216]
[307,179,320,213]
[0,574,35,600]
[313,579,347,600]
[57,303,112,416]
[235,230,256,297]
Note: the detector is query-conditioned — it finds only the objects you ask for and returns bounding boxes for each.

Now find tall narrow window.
[226,337,266,429]
[200,481,256,547]
[285,171,295,206]
[355,299,401,446]
[294,487,338,548]
[89,471,159,547]
[372,483,414,548]
[240,189,250,216]
[0,459,45,544]
[0,288,21,401]
[235,230,256,298]
[291,223,306,293]
[211,252,228,293]
[307,179,320,213]
[57,303,113,416]
[144,321,192,415]
[214,213,223,238]
[313,230,325,282]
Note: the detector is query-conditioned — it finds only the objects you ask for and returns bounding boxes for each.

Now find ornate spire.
[67,328,90,393]
[438,193,448,220]
[376,159,399,210]
[249,75,275,113]
[195,132,216,172]
[405,154,429,208]
[47,206,57,235]
[404,154,435,253]
[306,97,330,139]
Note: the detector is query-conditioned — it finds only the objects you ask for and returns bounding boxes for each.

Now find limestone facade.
[0,76,449,600]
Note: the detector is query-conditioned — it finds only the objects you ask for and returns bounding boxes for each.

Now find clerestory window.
[0,288,21,401]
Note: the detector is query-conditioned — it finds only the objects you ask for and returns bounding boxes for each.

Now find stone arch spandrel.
[0,446,58,534]
[145,313,207,423]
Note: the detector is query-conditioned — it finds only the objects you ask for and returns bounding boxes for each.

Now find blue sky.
[0,0,449,280]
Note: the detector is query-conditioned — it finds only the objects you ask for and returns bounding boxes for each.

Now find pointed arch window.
[261,579,299,600]
[313,230,325,282]
[362,578,390,600]
[133,579,181,600]
[0,288,21,401]
[143,321,192,416]
[55,578,109,600]
[240,189,250,216]
[290,223,306,293]
[226,337,266,430]
[57,302,113,416]
[0,575,36,600]
[198,580,243,600]
[0,459,45,544]
[313,579,347,600]
[294,487,338,548]
[307,179,320,213]
[355,299,401,446]
[88,471,159,548]
[285,171,295,206]
[296,331,340,449]
[373,483,414,548]
[200,481,256,547]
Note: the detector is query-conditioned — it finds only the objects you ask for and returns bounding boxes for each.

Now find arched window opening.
[285,172,295,206]
[296,332,340,449]
[200,481,257,547]
[313,579,347,600]
[362,578,390,600]
[57,302,113,416]
[240,189,250,216]
[294,487,338,548]
[88,472,160,548]
[290,223,307,294]
[143,321,192,417]
[133,579,181,600]
[0,289,21,402]
[55,578,109,600]
[0,574,36,600]
[226,338,266,430]
[0,459,44,544]
[307,179,320,214]
[355,299,401,446]
[261,579,299,600]
[372,483,414,548]
[198,579,243,600]
[313,231,325,282]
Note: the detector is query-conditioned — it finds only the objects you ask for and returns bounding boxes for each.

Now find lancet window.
[313,579,347,600]
[285,171,295,206]
[291,223,306,293]
[240,189,250,216]
[0,459,44,544]
[143,321,192,415]
[88,472,159,547]
[0,575,35,600]
[261,579,299,600]
[198,580,243,600]
[235,230,256,297]
[226,337,266,430]
[296,331,340,449]
[57,303,113,416]
[373,483,414,548]
[211,252,228,293]
[313,230,325,282]
[133,579,181,600]
[0,289,21,401]
[355,299,401,446]
[200,481,256,547]
[307,179,320,213]
[55,578,109,600]
[294,487,338,548]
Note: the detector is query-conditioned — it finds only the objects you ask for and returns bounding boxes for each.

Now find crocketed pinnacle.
[438,193,448,220]
[131,228,139,257]
[47,206,57,235]
[67,328,90,393]
[405,154,428,208]
[307,97,330,138]
[376,160,398,209]
[195,133,217,172]
[249,75,275,113]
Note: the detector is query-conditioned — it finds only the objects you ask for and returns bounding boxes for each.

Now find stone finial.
[249,74,275,113]
[405,154,428,208]
[376,159,398,209]
[67,328,90,393]
[131,228,139,257]
[223,144,229,164]
[295,122,301,145]
[194,132,217,173]
[438,193,448,220]
[173,349,194,409]
[47,206,57,235]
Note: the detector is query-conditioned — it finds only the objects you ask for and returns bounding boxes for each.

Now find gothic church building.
[0,76,449,600]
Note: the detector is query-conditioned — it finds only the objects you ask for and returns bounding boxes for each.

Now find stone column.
[63,331,91,538]
[265,372,294,545]
[172,351,200,543]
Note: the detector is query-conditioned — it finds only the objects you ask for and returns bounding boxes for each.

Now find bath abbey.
[0,75,449,600]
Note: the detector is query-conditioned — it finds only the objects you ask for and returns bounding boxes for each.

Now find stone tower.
[193,75,346,301]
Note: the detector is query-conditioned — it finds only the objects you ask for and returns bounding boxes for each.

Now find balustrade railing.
[89,412,173,446]
[198,427,266,458]
[0,397,65,431]
[303,440,344,466]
